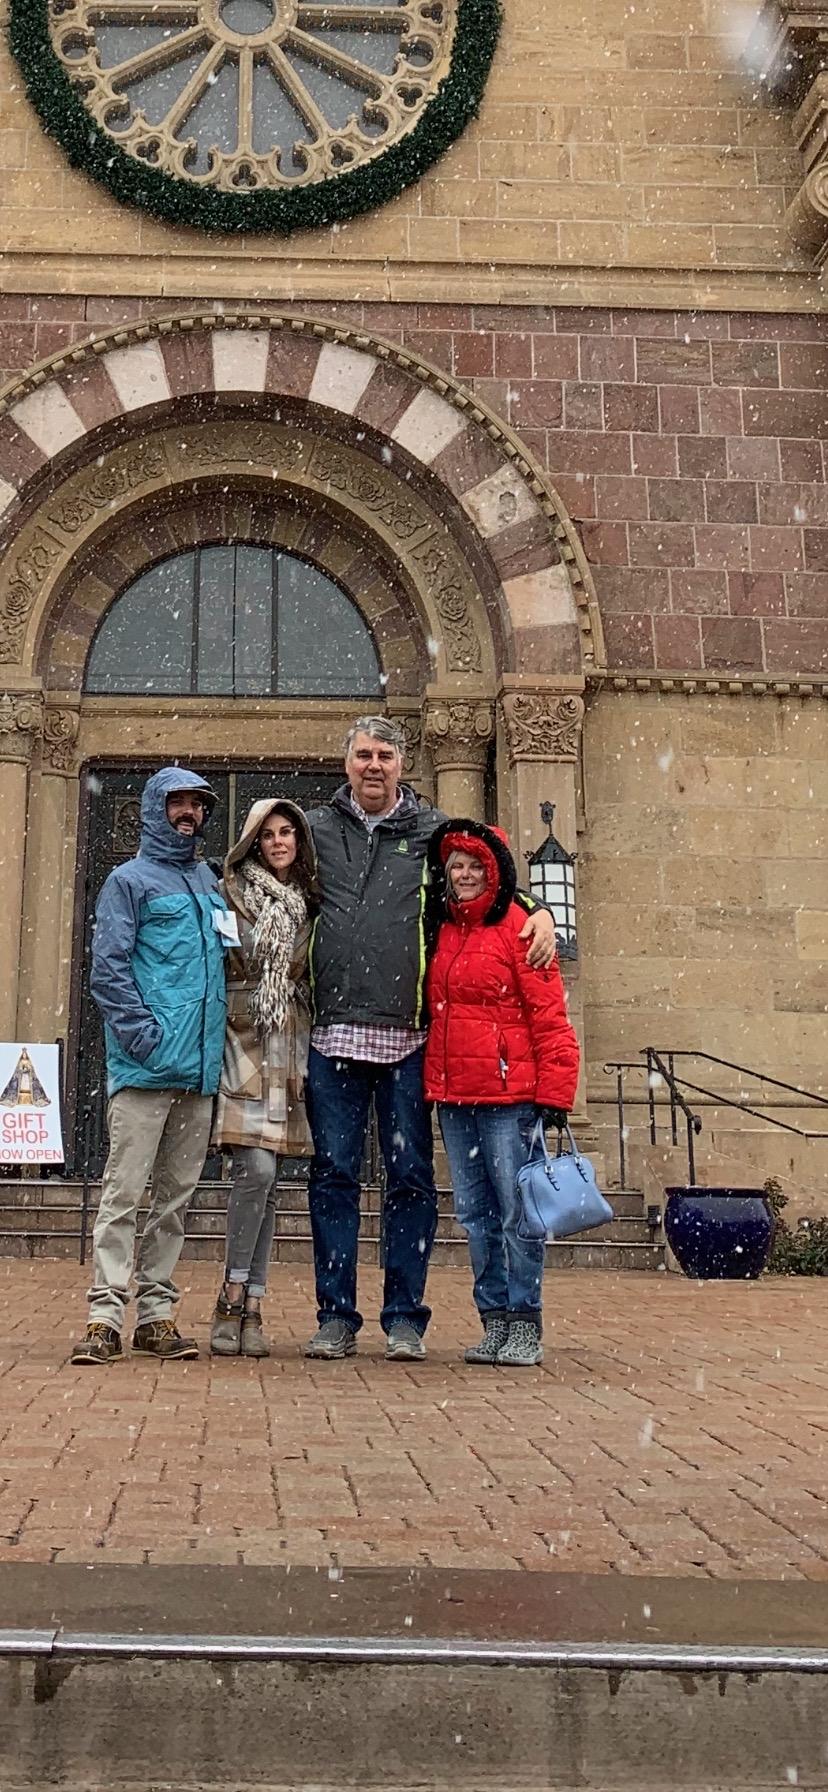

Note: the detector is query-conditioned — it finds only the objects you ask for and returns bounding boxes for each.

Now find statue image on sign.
[0,1047,51,1109]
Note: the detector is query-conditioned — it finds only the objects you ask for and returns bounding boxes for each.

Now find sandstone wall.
[0,0,814,303]
[581,689,828,1209]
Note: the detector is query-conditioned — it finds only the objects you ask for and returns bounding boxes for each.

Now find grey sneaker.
[304,1318,357,1359]
[497,1318,543,1367]
[385,1320,426,1361]
[465,1315,510,1365]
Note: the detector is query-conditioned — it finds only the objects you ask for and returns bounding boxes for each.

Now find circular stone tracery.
[54,0,449,186]
[9,0,499,228]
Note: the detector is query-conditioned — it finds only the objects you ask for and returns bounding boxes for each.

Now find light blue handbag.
[516,1118,613,1241]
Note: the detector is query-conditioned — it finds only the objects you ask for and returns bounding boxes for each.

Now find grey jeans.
[88,1087,213,1329]
[225,1147,278,1297]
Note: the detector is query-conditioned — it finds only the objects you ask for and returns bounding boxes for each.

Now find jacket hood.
[224,798,316,906]
[139,767,218,866]
[331,781,422,830]
[428,817,517,926]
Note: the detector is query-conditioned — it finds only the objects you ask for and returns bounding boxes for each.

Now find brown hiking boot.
[132,1319,199,1360]
[70,1323,122,1366]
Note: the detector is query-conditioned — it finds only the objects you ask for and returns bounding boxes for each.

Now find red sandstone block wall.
[1,296,826,675]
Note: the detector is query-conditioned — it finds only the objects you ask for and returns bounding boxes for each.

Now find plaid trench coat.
[212,799,314,1157]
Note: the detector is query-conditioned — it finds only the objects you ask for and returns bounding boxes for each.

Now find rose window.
[11,0,499,230]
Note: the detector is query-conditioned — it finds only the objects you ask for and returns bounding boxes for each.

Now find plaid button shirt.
[311,787,425,1065]
[311,1022,425,1065]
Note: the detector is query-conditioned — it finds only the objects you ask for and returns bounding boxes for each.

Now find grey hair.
[344,715,406,756]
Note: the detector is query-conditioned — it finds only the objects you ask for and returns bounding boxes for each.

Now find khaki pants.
[88,1087,213,1330]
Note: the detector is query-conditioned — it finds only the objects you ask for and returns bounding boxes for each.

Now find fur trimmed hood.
[427,816,517,927]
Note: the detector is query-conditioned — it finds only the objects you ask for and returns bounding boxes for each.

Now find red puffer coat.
[423,818,580,1109]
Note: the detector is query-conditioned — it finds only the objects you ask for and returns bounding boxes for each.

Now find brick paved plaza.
[0,1262,826,1581]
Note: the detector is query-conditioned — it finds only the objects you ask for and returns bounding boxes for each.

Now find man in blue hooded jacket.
[71,767,228,1365]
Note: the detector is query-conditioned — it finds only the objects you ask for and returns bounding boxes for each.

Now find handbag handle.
[530,1117,581,1164]
[528,1115,554,1168]
[555,1122,580,1161]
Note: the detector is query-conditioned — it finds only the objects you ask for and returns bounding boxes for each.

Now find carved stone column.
[500,681,591,1126]
[500,686,584,862]
[0,690,42,1038]
[424,697,495,819]
[18,705,81,1043]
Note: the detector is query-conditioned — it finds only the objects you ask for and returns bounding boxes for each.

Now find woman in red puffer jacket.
[424,818,580,1367]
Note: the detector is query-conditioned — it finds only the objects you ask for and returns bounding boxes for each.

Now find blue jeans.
[438,1102,544,1323]
[306,1045,437,1336]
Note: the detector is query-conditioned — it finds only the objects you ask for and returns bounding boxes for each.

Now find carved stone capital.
[0,690,43,763]
[501,692,585,763]
[424,701,495,771]
[42,707,81,775]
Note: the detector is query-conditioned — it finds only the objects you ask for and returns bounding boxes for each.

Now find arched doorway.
[0,311,600,1125]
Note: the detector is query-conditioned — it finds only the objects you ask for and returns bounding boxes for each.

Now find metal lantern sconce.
[526,802,578,962]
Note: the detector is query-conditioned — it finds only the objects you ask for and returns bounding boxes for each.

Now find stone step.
[0,1183,651,1221]
[0,1230,665,1271]
[0,1181,662,1268]
[1,1562,825,1790]
[0,1206,653,1242]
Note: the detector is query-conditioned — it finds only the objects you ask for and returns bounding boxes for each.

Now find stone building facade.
[0,0,826,1201]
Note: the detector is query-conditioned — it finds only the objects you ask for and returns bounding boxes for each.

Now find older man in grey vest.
[302,715,555,1362]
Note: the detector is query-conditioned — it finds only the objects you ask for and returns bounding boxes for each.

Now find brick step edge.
[0,1211,655,1240]
[0,1237,667,1270]
[0,1195,649,1217]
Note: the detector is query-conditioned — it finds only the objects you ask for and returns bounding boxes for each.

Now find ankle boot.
[464,1314,510,1364]
[210,1287,245,1356]
[240,1304,271,1358]
[497,1317,543,1367]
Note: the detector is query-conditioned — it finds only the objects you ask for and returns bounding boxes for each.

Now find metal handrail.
[645,1048,828,1109]
[603,1056,702,1187]
[604,1048,828,1189]
[645,1048,703,1185]
[648,1073,828,1141]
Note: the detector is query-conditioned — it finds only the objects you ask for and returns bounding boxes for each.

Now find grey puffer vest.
[306,785,445,1030]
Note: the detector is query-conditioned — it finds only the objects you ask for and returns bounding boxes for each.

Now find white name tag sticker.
[212,907,240,946]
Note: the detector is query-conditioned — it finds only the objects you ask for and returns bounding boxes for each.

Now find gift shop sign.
[0,1043,64,1164]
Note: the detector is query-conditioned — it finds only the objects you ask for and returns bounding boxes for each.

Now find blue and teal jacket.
[90,767,228,1098]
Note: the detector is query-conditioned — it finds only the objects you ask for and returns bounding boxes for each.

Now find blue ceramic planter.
[664,1186,773,1281]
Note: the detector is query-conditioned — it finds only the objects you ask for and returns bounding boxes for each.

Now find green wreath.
[8,0,501,236]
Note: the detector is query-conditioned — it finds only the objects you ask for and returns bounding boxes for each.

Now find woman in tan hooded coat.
[209,798,318,1358]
